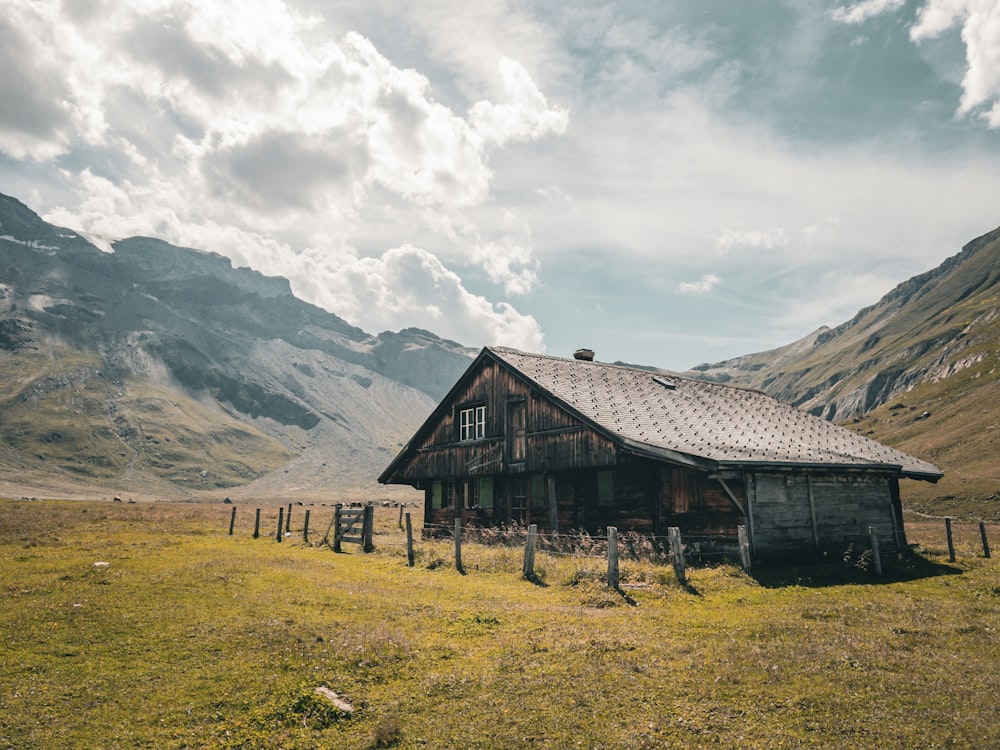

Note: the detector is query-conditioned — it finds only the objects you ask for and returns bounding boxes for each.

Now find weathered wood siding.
[395,359,618,482]
[657,466,744,538]
[811,474,900,551]
[586,465,655,533]
[423,461,747,539]
[748,471,899,556]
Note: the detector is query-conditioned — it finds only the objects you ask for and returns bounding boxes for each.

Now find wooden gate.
[322,504,374,552]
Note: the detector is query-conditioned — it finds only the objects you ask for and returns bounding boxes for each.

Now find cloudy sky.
[2,0,999,370]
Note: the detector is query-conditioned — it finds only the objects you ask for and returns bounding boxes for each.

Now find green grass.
[2,499,999,749]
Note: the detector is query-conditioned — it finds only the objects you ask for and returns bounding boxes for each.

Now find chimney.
[573,348,595,361]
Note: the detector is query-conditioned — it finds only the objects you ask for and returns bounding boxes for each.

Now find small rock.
[314,687,353,713]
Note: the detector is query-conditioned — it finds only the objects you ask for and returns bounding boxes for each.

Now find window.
[479,477,494,510]
[531,474,547,510]
[459,405,486,441]
[597,470,615,507]
[443,480,460,508]
[507,400,526,462]
[510,477,528,524]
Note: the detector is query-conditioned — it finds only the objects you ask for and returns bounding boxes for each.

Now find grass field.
[2,499,999,749]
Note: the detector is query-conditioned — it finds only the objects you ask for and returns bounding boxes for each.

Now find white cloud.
[43,170,544,351]
[467,210,540,295]
[291,244,546,350]
[911,0,1000,127]
[557,5,719,100]
[469,57,569,147]
[715,227,789,254]
[676,274,720,295]
[831,0,906,24]
[7,0,1000,371]
[832,0,1000,128]
[351,0,563,103]
[1,0,568,346]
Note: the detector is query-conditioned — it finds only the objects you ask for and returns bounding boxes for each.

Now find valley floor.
[1,498,998,749]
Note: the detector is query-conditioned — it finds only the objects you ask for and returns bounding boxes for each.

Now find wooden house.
[379,347,942,559]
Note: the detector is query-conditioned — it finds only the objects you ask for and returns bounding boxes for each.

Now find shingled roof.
[490,347,942,481]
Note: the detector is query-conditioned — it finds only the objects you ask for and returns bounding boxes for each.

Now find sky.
[2,0,1000,371]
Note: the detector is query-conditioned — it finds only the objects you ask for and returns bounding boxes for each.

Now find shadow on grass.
[680,581,703,597]
[750,549,963,589]
[611,587,638,606]
[524,572,548,587]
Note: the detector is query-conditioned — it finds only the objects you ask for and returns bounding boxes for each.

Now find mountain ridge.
[684,224,1000,514]
[1,190,997,513]
[0,192,475,501]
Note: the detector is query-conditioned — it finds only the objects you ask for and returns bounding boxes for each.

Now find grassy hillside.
[0,345,293,495]
[845,352,1000,518]
[2,499,998,749]
[687,226,1000,515]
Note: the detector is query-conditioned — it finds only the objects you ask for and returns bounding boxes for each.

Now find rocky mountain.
[0,193,474,501]
[2,188,997,513]
[686,225,1000,514]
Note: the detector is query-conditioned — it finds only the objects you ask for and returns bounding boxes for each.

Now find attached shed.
[379,347,942,560]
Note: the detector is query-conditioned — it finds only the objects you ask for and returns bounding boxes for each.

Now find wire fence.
[223,504,997,582]
[420,522,740,564]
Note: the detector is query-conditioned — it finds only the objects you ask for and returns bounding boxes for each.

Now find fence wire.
[421,522,740,564]
[220,505,999,579]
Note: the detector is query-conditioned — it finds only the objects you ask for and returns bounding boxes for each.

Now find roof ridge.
[488,345,767,394]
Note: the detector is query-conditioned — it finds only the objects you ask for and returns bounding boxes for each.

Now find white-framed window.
[459,405,486,441]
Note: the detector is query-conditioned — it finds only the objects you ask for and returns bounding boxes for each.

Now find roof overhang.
[714,459,942,483]
[618,439,718,472]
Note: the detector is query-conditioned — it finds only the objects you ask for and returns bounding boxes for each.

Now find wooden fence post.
[363,504,374,552]
[405,512,414,567]
[979,521,991,559]
[398,504,404,530]
[523,524,537,579]
[737,524,751,571]
[303,509,311,543]
[607,526,619,589]
[228,505,236,536]
[333,505,342,552]
[945,517,955,562]
[668,526,686,586]
[276,507,284,543]
[868,526,882,576]
[286,504,292,533]
[454,517,464,573]
[253,508,260,539]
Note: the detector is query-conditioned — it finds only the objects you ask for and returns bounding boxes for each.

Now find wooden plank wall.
[750,472,897,556]
[658,466,743,538]
[750,473,813,554]
[812,474,896,550]
[426,459,751,539]
[397,359,617,482]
